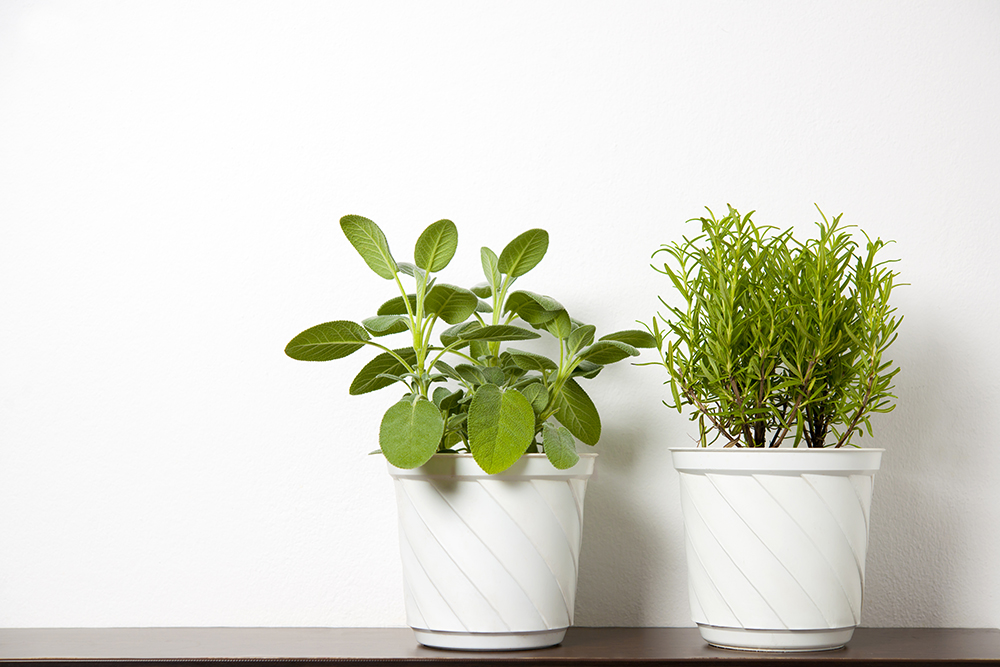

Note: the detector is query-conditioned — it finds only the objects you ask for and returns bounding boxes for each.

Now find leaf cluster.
[286,215,654,472]
[645,205,902,448]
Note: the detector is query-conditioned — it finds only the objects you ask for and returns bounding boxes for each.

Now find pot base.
[698,624,854,652]
[412,628,567,651]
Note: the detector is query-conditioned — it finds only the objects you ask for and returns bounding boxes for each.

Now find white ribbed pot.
[669,447,882,652]
[387,453,596,651]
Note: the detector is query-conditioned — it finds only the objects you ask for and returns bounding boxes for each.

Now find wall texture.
[1,1,998,629]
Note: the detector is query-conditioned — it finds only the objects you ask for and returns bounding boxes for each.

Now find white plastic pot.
[669,447,882,652]
[387,453,596,651]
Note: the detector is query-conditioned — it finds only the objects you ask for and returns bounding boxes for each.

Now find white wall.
[1,0,998,629]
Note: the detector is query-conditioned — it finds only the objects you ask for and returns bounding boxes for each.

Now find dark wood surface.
[0,627,998,665]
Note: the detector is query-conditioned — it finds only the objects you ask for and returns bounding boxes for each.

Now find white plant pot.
[387,453,596,651]
[670,447,882,652]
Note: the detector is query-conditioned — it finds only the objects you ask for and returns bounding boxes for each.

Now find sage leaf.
[379,396,443,469]
[441,321,480,347]
[543,310,572,339]
[470,282,492,298]
[458,325,541,342]
[434,360,463,382]
[469,340,491,363]
[475,299,493,313]
[504,290,565,327]
[504,290,564,317]
[456,364,486,386]
[377,294,417,316]
[425,284,479,324]
[521,382,549,414]
[481,247,501,293]
[499,351,528,384]
[506,347,558,371]
[599,329,658,348]
[571,360,603,380]
[480,366,505,386]
[396,262,426,280]
[568,324,596,355]
[362,314,409,337]
[577,340,640,365]
[285,320,370,361]
[414,219,459,272]
[542,422,579,470]
[553,378,601,445]
[350,348,418,395]
[340,215,397,280]
[439,388,464,412]
[498,229,549,277]
[468,384,535,474]
[432,386,451,407]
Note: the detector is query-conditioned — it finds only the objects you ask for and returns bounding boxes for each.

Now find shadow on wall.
[572,400,689,627]
[862,324,999,627]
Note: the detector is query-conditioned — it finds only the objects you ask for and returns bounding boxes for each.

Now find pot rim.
[669,446,882,474]
[387,452,597,480]
[667,447,884,452]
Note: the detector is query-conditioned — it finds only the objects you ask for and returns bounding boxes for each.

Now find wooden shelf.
[1,627,998,665]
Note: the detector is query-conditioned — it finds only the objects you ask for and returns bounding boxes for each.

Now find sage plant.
[286,215,654,472]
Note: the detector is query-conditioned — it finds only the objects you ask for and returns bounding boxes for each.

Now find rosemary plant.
[646,205,901,448]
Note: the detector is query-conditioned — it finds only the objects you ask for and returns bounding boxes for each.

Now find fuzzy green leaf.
[415,219,459,272]
[521,382,549,414]
[571,360,603,380]
[432,386,451,407]
[577,340,639,365]
[377,294,417,316]
[599,329,657,349]
[470,282,492,298]
[285,320,370,361]
[350,348,418,395]
[395,261,420,276]
[481,247,502,293]
[459,325,541,342]
[506,347,559,371]
[481,366,505,386]
[439,389,464,412]
[469,340,490,362]
[379,396,443,469]
[468,385,535,474]
[553,378,601,445]
[504,291,564,322]
[434,360,463,382]
[362,315,409,337]
[456,364,486,386]
[542,422,580,470]
[568,324,596,355]
[425,284,479,324]
[499,353,528,385]
[543,310,572,339]
[340,215,397,280]
[441,321,480,347]
[498,229,549,277]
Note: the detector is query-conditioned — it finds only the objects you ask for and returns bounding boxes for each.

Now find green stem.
[362,341,415,373]
[392,271,425,390]
[487,274,516,362]
[428,345,479,367]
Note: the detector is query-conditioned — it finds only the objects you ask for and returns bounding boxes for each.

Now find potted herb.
[646,205,901,652]
[286,215,652,650]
